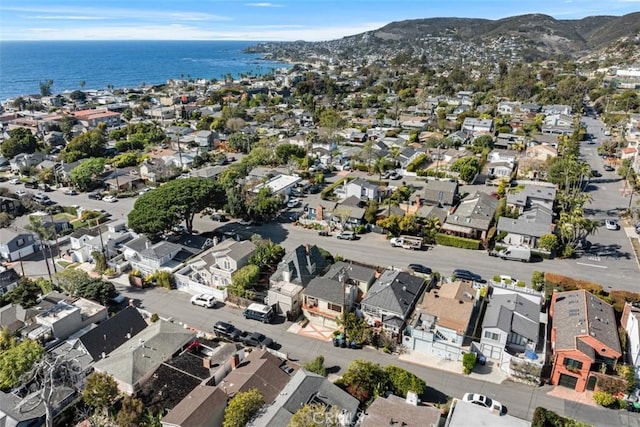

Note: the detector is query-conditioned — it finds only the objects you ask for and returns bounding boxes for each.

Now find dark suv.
[87,191,102,200]
[213,321,242,341]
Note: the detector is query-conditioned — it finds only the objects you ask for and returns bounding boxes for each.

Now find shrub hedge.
[320,176,351,200]
[531,407,590,427]
[435,233,480,250]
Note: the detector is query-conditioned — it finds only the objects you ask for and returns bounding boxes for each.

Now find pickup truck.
[239,331,273,348]
[390,235,423,250]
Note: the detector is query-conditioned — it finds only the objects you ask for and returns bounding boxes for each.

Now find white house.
[462,118,493,133]
[622,302,640,379]
[251,174,301,196]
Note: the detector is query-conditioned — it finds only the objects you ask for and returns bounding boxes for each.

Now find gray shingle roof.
[445,192,497,231]
[271,245,329,286]
[552,290,621,356]
[249,370,359,427]
[482,293,541,343]
[93,320,195,387]
[497,216,552,238]
[325,261,376,285]
[361,270,426,318]
[78,306,148,361]
[304,277,343,305]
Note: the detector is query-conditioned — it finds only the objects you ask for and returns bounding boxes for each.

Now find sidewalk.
[287,321,335,342]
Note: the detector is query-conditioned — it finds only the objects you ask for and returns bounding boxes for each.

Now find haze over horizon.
[1,0,639,42]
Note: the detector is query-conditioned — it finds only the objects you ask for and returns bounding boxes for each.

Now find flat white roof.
[252,174,301,194]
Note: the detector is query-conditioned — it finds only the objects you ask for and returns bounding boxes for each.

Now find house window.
[563,358,583,371]
[307,297,318,307]
[16,238,25,247]
[484,331,500,341]
[222,259,230,270]
[328,303,342,313]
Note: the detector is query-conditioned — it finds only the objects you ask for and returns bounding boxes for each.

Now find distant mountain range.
[249,13,640,65]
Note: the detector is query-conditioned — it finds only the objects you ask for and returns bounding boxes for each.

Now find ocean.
[0,40,288,101]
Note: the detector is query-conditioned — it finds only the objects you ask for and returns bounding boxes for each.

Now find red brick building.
[549,290,621,392]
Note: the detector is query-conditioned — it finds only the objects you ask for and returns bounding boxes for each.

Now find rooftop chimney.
[231,353,240,370]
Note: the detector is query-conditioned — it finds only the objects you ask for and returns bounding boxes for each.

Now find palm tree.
[25,216,56,281]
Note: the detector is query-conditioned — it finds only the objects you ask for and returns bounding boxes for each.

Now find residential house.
[331,197,367,229]
[9,152,46,172]
[174,239,256,296]
[0,196,20,216]
[621,303,640,378]
[123,236,187,276]
[343,178,380,202]
[73,108,121,127]
[93,320,196,395]
[193,130,217,153]
[324,261,377,299]
[549,290,621,392]
[360,269,428,335]
[462,118,493,133]
[302,275,358,329]
[190,165,227,179]
[249,369,360,427]
[0,228,38,262]
[525,144,558,162]
[361,393,442,427]
[445,399,530,427]
[162,152,195,170]
[497,185,556,248]
[69,221,134,263]
[0,266,20,296]
[423,179,459,207]
[160,386,228,427]
[404,280,479,361]
[103,171,145,192]
[139,159,177,183]
[268,244,330,319]
[56,159,86,184]
[494,133,526,150]
[220,349,296,404]
[497,101,520,115]
[74,306,148,362]
[479,286,546,379]
[31,297,107,341]
[396,147,423,170]
[441,192,498,243]
[141,341,244,413]
[251,174,301,197]
[542,104,572,116]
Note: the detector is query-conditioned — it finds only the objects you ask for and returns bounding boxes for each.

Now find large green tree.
[0,339,44,390]
[2,277,44,308]
[223,388,264,427]
[385,365,426,398]
[69,158,106,191]
[83,372,119,416]
[0,128,38,158]
[339,360,387,403]
[128,177,224,234]
[246,187,282,222]
[288,403,341,427]
[61,126,107,162]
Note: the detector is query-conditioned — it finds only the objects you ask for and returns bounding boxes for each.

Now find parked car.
[190,294,216,308]
[453,269,485,283]
[15,190,26,197]
[287,198,301,208]
[64,188,78,195]
[605,219,619,230]
[240,331,273,348]
[211,212,227,222]
[603,164,615,172]
[213,321,242,341]
[591,169,602,177]
[102,195,118,203]
[336,231,356,240]
[24,180,38,189]
[318,230,330,237]
[238,219,253,226]
[462,393,505,415]
[408,263,432,275]
[87,192,102,200]
[8,178,20,185]
[636,224,640,235]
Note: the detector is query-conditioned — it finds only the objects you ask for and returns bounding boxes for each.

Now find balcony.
[302,304,341,320]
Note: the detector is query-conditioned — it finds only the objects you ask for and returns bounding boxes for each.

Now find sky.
[0,0,639,42]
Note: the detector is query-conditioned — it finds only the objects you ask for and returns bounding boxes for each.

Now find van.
[24,181,38,189]
[33,193,52,205]
[489,245,531,262]
[243,303,275,323]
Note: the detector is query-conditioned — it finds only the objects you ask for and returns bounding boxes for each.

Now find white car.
[462,393,505,415]
[15,190,27,197]
[190,294,216,308]
[102,195,118,203]
[8,178,20,185]
[287,198,300,208]
[238,219,253,226]
[605,219,619,230]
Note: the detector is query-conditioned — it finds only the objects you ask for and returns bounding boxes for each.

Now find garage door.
[481,344,502,360]
[558,373,578,390]
[412,338,430,354]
